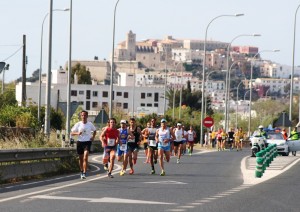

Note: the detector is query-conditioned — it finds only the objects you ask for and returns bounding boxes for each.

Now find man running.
[71,110,96,180]
[141,122,151,163]
[156,118,174,176]
[100,118,119,178]
[142,118,158,174]
[127,117,142,175]
[187,125,197,156]
[117,120,134,176]
[173,123,184,164]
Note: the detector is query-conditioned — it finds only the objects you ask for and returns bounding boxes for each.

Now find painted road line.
[0,163,122,203]
[144,181,187,185]
[30,195,176,205]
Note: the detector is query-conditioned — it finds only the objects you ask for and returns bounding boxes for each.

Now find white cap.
[120,120,127,124]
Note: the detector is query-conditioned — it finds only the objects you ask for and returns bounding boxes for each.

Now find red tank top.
[104,127,119,147]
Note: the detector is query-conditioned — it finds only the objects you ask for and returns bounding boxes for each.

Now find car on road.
[266,131,300,156]
[266,131,289,156]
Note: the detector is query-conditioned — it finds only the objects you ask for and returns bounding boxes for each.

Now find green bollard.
[255,152,264,178]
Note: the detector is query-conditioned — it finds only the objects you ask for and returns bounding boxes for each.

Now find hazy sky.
[1,0,300,82]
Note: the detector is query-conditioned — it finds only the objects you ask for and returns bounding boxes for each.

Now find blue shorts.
[117,144,128,156]
[158,145,170,151]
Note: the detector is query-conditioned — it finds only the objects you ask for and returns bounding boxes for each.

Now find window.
[141,93,145,99]
[102,102,108,107]
[141,103,145,106]
[86,101,90,110]
[154,103,158,107]
[123,103,128,109]
[154,93,159,102]
[147,93,152,97]
[116,92,122,96]
[124,92,128,98]
[79,101,84,105]
[103,91,108,97]
[79,91,84,95]
[86,90,91,100]
[71,90,77,96]
[92,91,98,97]
[92,102,98,108]
[116,102,122,107]
[147,103,152,107]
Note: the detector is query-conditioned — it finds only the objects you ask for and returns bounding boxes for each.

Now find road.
[0,148,299,212]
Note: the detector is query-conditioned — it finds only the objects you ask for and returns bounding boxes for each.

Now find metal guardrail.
[0,148,77,182]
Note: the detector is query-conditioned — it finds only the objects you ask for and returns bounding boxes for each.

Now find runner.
[187,125,197,156]
[221,128,227,151]
[100,118,119,178]
[227,128,235,151]
[181,125,188,155]
[173,123,185,164]
[70,110,96,180]
[141,122,151,163]
[117,120,134,176]
[127,117,142,175]
[216,128,222,151]
[143,118,158,174]
[234,127,244,151]
[156,118,173,176]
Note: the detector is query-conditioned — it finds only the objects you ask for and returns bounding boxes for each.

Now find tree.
[0,90,17,109]
[71,63,92,84]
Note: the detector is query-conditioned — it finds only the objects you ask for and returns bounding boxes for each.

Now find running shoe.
[189,153,192,156]
[187,148,191,154]
[104,163,108,171]
[151,169,155,175]
[160,171,166,176]
[108,173,114,178]
[120,170,125,176]
[81,173,86,179]
[177,159,180,164]
[129,169,134,175]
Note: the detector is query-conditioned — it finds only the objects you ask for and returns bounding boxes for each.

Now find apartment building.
[15,69,167,117]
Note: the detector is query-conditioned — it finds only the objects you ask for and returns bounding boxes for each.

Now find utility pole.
[22,34,26,106]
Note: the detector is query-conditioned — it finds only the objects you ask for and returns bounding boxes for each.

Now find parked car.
[266,131,300,156]
[266,132,290,156]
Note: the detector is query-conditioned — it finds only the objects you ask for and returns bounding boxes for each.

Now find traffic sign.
[203,117,214,128]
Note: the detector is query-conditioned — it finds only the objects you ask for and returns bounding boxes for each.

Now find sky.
[1,0,300,82]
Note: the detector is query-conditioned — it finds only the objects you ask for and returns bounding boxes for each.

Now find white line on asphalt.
[0,163,122,203]
[30,195,176,205]
[178,205,195,208]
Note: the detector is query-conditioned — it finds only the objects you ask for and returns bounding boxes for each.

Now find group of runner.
[71,110,197,179]
[208,127,246,151]
[99,117,197,178]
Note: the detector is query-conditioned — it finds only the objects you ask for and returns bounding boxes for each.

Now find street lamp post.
[235,81,243,129]
[224,33,260,132]
[66,0,73,141]
[44,0,54,136]
[40,7,69,130]
[200,13,244,146]
[290,4,300,133]
[1,64,9,94]
[109,0,121,118]
[163,49,168,116]
[248,49,280,136]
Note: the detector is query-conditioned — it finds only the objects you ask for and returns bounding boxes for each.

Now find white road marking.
[0,163,122,203]
[30,195,176,205]
[144,181,187,185]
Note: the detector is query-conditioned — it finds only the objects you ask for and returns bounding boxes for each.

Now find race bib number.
[128,139,135,143]
[188,134,193,141]
[149,140,156,147]
[120,144,127,151]
[107,138,115,146]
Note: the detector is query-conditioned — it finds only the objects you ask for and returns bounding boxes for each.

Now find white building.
[15,69,168,117]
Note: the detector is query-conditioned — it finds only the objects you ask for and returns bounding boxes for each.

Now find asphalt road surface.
[0,148,299,212]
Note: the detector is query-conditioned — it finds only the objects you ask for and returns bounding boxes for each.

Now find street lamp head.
[235,13,245,17]
[252,34,261,37]
[63,8,70,11]
[273,49,280,52]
